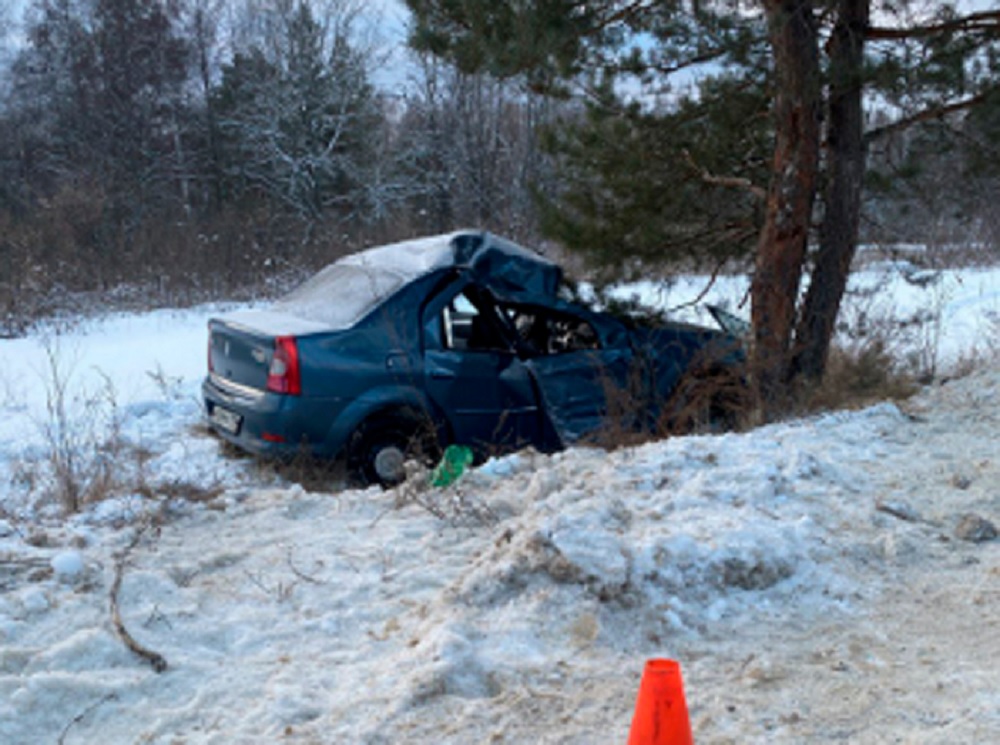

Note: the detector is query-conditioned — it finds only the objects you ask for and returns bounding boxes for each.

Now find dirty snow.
[0,263,998,743]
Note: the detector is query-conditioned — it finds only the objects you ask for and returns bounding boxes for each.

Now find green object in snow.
[431,445,474,487]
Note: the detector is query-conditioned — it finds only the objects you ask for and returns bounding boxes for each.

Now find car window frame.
[497,301,604,358]
[422,277,519,356]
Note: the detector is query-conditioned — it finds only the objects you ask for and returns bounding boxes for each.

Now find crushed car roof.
[225,231,561,335]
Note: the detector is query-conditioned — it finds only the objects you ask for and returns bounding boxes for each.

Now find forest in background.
[0,0,559,332]
[0,0,997,338]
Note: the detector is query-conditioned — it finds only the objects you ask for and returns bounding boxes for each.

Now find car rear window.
[272,263,407,329]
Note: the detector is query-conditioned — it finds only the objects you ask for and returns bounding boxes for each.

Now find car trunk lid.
[208,318,281,393]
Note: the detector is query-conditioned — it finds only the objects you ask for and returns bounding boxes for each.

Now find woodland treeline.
[1,1,998,396]
[0,0,556,329]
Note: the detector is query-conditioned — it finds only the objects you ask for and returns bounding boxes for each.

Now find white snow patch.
[50,551,85,582]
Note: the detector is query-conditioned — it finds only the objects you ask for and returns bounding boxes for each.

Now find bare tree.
[214,0,381,222]
[395,52,555,241]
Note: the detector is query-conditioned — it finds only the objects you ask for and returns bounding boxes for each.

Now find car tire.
[346,411,441,488]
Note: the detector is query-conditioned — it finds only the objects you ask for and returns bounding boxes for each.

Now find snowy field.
[609,260,1000,373]
[0,262,998,743]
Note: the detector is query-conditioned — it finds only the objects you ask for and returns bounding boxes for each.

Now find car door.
[422,282,544,455]
[508,304,636,447]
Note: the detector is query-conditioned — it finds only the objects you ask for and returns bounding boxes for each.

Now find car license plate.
[210,406,242,435]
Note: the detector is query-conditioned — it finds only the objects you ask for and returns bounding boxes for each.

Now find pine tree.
[406,0,1000,416]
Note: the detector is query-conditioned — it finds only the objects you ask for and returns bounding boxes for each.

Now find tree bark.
[751,0,822,418]
[791,0,869,383]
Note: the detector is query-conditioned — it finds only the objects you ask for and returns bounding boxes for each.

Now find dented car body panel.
[203,231,742,481]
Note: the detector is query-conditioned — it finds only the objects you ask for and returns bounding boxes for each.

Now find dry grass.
[268,452,348,493]
[384,460,499,528]
[579,352,753,451]
[29,338,239,514]
[136,479,225,504]
[585,333,924,447]
[35,337,128,512]
[792,340,920,414]
[658,360,754,436]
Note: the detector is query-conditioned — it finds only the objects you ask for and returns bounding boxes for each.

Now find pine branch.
[867,11,1000,41]
[663,255,729,316]
[648,47,730,76]
[682,149,766,200]
[588,0,655,31]
[864,88,997,143]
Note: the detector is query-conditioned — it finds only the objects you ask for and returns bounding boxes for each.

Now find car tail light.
[207,327,214,373]
[266,336,301,395]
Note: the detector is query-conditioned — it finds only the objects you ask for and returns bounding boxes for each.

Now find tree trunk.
[791,0,869,383]
[751,0,822,419]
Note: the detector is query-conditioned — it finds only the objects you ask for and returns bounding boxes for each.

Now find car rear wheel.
[346,411,441,488]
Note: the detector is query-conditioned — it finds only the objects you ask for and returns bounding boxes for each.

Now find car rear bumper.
[202,376,340,459]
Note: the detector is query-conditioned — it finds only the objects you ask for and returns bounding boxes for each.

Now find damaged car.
[203,231,745,486]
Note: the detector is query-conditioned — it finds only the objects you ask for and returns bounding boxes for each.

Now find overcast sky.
[2,0,996,91]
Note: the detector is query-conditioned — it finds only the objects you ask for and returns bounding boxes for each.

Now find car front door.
[422,283,544,455]
[505,304,636,447]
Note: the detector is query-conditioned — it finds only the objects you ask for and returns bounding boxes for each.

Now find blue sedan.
[203,231,744,485]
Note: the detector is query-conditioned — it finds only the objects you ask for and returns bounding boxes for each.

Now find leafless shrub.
[854,238,999,272]
[387,460,498,527]
[36,336,99,512]
[585,350,752,450]
[659,359,754,436]
[794,339,919,413]
[145,363,184,401]
[589,356,658,449]
[34,336,151,512]
[256,444,347,492]
[831,270,952,384]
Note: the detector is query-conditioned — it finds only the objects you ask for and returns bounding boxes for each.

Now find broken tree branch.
[864,88,997,143]
[110,521,167,673]
[682,149,767,200]
[664,255,729,316]
[867,11,1000,41]
[58,693,118,745]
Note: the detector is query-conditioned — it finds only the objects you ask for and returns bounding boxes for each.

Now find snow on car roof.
[338,232,464,277]
[268,232,468,331]
[218,231,556,335]
[259,231,556,333]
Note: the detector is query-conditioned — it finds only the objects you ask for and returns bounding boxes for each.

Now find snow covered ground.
[0,263,998,743]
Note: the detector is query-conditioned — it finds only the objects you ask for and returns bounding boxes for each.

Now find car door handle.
[428,367,457,380]
[385,352,408,370]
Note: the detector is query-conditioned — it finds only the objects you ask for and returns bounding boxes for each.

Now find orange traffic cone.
[627,659,693,745]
